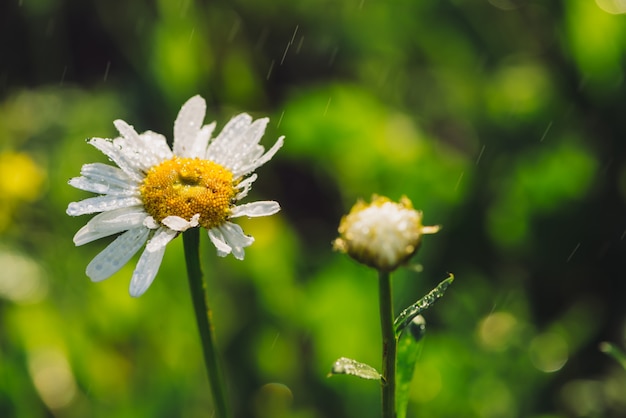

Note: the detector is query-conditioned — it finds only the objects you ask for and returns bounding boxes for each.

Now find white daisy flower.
[333,195,440,272]
[67,95,284,297]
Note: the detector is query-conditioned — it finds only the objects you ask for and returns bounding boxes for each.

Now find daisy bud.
[333,195,440,272]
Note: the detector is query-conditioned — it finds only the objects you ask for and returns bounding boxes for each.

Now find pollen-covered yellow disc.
[140,157,235,230]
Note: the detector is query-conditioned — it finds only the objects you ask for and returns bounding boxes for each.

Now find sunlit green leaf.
[394,274,454,336]
[328,357,382,381]
[396,315,426,418]
[599,342,626,371]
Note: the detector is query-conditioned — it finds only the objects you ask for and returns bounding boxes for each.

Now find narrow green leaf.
[328,357,382,380]
[599,342,626,370]
[394,273,454,336]
[396,316,426,418]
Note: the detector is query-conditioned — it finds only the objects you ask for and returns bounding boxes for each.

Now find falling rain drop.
[60,66,67,86]
[540,121,553,142]
[296,36,304,54]
[323,97,332,116]
[280,25,299,65]
[103,61,111,82]
[266,60,275,80]
[476,144,486,165]
[566,242,581,262]
[455,171,465,192]
[276,110,285,129]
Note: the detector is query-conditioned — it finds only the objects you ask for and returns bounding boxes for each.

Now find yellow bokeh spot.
[140,157,235,230]
[596,0,626,15]
[477,311,518,352]
[0,151,45,202]
[529,332,569,373]
[0,151,45,231]
[410,362,443,403]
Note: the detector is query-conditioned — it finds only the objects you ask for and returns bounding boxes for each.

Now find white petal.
[230,201,280,218]
[86,227,150,282]
[68,176,139,196]
[233,135,284,178]
[218,222,254,260]
[114,120,143,144]
[112,137,161,173]
[73,207,148,245]
[103,121,170,174]
[162,214,200,231]
[174,95,207,158]
[244,118,269,145]
[80,163,134,189]
[220,222,255,247]
[145,226,177,252]
[234,173,257,200]
[67,195,143,216]
[89,137,144,182]
[138,131,173,164]
[143,216,160,229]
[206,113,253,162]
[216,118,269,170]
[129,229,174,297]
[207,228,232,257]
[235,173,257,191]
[188,122,215,158]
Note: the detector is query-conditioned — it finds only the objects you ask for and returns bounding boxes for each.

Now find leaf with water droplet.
[328,357,382,381]
[394,273,454,336]
[396,315,426,418]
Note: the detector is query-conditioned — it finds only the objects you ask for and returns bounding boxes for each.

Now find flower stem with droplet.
[379,270,397,418]
[183,228,231,418]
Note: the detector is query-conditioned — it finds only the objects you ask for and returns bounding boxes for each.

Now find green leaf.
[394,273,454,336]
[328,357,382,380]
[396,315,426,418]
[599,342,626,370]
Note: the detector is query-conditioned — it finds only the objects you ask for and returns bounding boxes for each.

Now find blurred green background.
[1,0,626,417]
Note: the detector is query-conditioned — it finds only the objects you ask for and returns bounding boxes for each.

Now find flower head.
[333,195,440,271]
[67,95,284,296]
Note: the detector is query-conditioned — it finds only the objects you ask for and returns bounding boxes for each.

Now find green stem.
[379,270,397,418]
[183,228,231,418]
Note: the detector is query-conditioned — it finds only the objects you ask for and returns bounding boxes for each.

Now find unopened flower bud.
[333,195,440,271]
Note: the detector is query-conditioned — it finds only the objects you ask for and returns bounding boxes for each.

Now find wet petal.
[73,207,148,245]
[114,119,142,143]
[86,227,150,282]
[233,135,284,178]
[216,118,269,170]
[234,173,257,201]
[206,113,253,162]
[129,228,174,297]
[88,137,144,182]
[143,216,160,229]
[162,214,199,231]
[188,122,215,159]
[174,95,207,157]
[230,201,280,218]
[79,163,134,189]
[207,228,232,257]
[145,226,177,252]
[139,131,173,165]
[67,195,143,216]
[68,176,139,196]
[218,222,254,260]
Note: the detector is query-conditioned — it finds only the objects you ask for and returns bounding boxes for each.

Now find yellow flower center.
[140,157,235,230]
